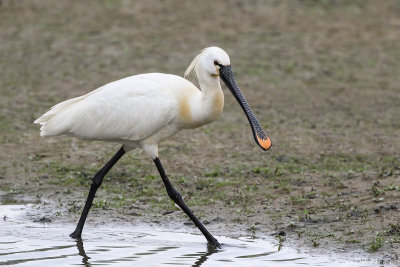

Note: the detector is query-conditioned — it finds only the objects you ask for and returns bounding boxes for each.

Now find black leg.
[70,146,126,238]
[153,157,221,248]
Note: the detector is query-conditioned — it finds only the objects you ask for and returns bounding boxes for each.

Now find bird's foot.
[69,229,82,239]
[208,237,221,249]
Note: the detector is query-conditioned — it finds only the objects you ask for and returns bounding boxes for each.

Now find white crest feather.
[184,49,205,79]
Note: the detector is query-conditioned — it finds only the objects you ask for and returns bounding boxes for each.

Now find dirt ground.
[1,0,399,264]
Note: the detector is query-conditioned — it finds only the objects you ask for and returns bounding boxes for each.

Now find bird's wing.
[36,75,180,141]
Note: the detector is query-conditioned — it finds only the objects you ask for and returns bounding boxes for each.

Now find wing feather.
[35,74,180,142]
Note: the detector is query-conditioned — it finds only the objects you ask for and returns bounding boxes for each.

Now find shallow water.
[0,204,377,266]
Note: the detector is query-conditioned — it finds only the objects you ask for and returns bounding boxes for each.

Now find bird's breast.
[212,91,224,115]
[177,90,224,129]
[178,94,193,124]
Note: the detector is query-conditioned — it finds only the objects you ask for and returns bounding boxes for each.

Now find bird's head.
[185,47,272,151]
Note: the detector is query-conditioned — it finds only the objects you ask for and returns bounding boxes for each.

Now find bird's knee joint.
[168,189,182,203]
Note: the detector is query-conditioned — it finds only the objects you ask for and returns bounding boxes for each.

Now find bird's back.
[34,73,199,142]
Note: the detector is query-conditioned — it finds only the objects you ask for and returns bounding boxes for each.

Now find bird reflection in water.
[192,243,221,267]
[74,237,220,267]
[75,238,91,267]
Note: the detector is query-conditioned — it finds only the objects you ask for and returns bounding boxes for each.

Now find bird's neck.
[178,69,224,128]
[194,70,225,124]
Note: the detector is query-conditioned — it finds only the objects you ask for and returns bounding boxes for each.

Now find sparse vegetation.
[366,236,384,253]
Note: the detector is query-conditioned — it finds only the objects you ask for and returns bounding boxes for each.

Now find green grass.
[366,236,384,252]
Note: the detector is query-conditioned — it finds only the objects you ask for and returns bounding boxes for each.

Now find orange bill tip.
[257,135,272,151]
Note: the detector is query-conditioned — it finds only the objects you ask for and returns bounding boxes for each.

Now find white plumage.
[36,74,185,140]
[35,47,232,158]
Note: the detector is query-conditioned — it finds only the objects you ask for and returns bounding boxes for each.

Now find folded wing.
[34,75,179,142]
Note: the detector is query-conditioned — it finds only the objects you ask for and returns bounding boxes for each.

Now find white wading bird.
[34,47,271,248]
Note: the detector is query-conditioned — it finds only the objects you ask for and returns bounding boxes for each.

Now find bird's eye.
[214,60,222,67]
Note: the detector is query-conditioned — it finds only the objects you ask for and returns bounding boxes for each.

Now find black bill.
[219,65,272,151]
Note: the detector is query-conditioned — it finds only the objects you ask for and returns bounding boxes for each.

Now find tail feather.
[34,95,86,136]
[34,86,103,136]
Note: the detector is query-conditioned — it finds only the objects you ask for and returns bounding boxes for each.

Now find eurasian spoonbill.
[34,47,272,248]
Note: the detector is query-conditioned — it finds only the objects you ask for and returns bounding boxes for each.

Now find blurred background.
[0,0,399,257]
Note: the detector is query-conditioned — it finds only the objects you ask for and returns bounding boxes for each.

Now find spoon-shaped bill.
[219,65,272,151]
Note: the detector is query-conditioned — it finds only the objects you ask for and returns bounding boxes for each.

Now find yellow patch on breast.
[179,95,192,122]
[213,91,224,114]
